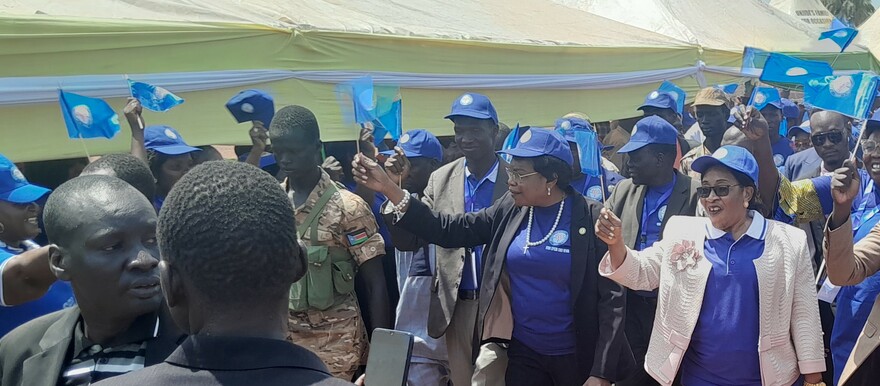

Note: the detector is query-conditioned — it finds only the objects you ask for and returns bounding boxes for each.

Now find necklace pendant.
[523,245,529,253]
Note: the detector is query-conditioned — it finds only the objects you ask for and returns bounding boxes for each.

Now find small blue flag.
[804,73,880,119]
[373,100,402,145]
[741,47,770,77]
[658,81,685,115]
[574,129,602,177]
[128,80,184,112]
[749,87,782,111]
[759,53,833,85]
[335,76,377,125]
[820,18,859,53]
[499,124,521,163]
[716,83,739,95]
[58,90,121,139]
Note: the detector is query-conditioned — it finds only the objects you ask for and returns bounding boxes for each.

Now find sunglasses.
[811,131,844,147]
[696,185,741,198]
[862,139,880,154]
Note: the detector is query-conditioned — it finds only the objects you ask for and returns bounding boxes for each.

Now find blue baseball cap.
[380,129,443,162]
[618,116,679,154]
[691,145,760,187]
[226,89,275,126]
[238,152,277,169]
[497,128,573,166]
[789,120,812,135]
[0,153,50,204]
[145,125,201,156]
[868,110,880,130]
[638,91,677,112]
[781,98,799,119]
[445,93,498,124]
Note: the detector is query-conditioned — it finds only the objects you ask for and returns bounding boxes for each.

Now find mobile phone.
[365,328,414,386]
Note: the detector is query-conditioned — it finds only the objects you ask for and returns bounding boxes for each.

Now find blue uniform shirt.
[571,170,624,202]
[637,174,677,251]
[829,177,880,385]
[507,196,576,355]
[0,241,76,337]
[460,161,498,291]
[771,137,795,172]
[681,212,767,386]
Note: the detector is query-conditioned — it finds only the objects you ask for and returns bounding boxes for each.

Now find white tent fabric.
[769,0,834,29]
[0,0,693,47]
[552,0,861,53]
[861,11,880,60]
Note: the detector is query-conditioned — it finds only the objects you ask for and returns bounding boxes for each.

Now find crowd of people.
[0,79,879,386]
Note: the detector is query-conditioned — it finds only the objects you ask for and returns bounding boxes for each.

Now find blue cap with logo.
[638,90,678,112]
[789,120,812,135]
[868,110,880,130]
[380,129,443,162]
[691,145,760,187]
[497,128,573,166]
[226,89,275,126]
[781,98,799,118]
[145,125,202,156]
[445,93,498,124]
[0,153,50,204]
[617,116,679,154]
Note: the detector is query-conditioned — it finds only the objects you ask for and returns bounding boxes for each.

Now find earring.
[547,187,552,196]
[743,201,749,208]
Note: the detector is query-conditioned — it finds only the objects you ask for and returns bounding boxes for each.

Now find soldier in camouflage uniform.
[267,105,391,381]
[680,87,735,179]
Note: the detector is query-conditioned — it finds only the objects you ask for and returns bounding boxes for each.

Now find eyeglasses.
[696,185,741,198]
[506,168,539,183]
[811,131,844,147]
[862,139,880,154]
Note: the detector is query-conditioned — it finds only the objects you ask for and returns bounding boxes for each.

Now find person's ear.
[159,260,184,308]
[48,244,72,282]
[745,186,756,203]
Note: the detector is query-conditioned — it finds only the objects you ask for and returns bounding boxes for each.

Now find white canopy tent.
[769,0,834,29]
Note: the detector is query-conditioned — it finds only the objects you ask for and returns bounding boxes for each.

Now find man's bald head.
[721,127,753,153]
[811,110,851,132]
[43,175,155,248]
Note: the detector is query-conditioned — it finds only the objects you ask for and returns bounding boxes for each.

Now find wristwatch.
[804,381,826,386]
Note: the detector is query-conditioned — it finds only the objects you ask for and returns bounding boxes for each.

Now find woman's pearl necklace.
[524,198,565,253]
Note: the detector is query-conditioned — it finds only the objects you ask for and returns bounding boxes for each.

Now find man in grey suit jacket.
[389,92,509,386]
[604,117,700,386]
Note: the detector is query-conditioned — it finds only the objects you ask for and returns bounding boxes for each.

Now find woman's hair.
[728,168,764,213]
[146,149,171,180]
[530,155,573,188]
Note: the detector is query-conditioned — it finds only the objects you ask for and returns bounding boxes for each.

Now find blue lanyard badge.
[853,180,878,233]
[639,174,676,249]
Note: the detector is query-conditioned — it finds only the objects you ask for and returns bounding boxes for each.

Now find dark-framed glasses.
[696,185,741,198]
[811,131,844,147]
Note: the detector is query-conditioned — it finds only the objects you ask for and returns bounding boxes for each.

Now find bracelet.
[390,190,410,221]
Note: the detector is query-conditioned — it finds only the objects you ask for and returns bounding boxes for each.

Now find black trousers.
[618,292,660,386]
[506,339,584,386]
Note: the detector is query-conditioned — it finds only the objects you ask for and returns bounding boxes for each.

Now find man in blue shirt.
[604,116,701,386]
[0,154,74,337]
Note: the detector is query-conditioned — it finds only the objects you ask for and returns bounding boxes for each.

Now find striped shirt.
[62,316,159,385]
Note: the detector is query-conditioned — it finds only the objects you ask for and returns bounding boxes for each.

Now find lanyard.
[854,179,879,235]
[639,174,677,248]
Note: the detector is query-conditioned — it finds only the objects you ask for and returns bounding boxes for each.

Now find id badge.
[818,278,841,303]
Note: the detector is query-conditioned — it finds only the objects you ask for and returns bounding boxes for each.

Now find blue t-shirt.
[506,196,576,355]
[0,242,76,337]
[771,137,795,172]
[571,170,624,202]
[681,214,766,386]
[461,161,498,291]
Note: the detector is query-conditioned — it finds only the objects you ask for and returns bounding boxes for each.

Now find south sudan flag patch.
[347,229,370,246]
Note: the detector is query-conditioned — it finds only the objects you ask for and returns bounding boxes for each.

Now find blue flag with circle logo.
[805,73,879,119]
[748,87,781,111]
[820,18,859,53]
[555,118,602,177]
[128,80,184,112]
[759,53,833,85]
[335,76,377,125]
[716,83,739,95]
[658,81,685,115]
[499,124,521,163]
[58,90,121,139]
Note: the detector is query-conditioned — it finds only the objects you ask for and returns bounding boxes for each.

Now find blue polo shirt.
[0,242,76,337]
[460,160,498,291]
[771,137,795,172]
[507,196,576,355]
[829,177,880,385]
[571,170,624,202]
[681,212,766,386]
